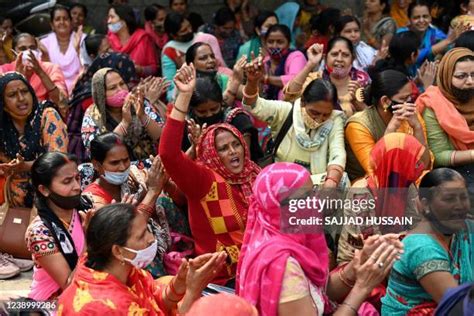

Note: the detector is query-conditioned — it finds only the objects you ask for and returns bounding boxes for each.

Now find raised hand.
[187,119,207,147]
[25,49,43,75]
[73,25,83,53]
[174,63,196,94]
[145,155,169,194]
[244,52,264,83]
[377,39,389,60]
[307,43,324,67]
[348,80,361,102]
[232,55,247,83]
[121,94,133,126]
[449,21,471,42]
[145,77,170,104]
[14,52,26,75]
[417,61,438,89]
[131,87,146,121]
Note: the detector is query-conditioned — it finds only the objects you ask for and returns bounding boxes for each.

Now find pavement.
[0,270,32,301]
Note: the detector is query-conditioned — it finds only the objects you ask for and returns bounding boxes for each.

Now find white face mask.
[122,239,157,269]
[101,167,130,185]
[21,49,42,66]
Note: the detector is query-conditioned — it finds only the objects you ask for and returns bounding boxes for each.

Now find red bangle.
[136,202,155,216]
[169,278,186,297]
[165,286,182,303]
[339,266,355,288]
[325,175,339,185]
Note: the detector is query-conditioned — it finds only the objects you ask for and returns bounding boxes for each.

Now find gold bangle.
[285,89,303,96]
[341,302,358,315]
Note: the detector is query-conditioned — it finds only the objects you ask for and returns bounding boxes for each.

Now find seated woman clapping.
[81,68,163,161]
[83,133,185,277]
[57,203,227,315]
[159,63,261,285]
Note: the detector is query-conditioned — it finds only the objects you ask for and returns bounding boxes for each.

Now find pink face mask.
[106,89,129,108]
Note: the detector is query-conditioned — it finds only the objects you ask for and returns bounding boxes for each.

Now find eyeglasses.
[453,72,474,81]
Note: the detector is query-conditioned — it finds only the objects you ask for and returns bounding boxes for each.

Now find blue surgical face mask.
[101,167,130,185]
[108,21,123,33]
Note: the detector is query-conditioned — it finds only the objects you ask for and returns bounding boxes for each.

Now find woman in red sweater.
[107,4,158,77]
[159,63,261,286]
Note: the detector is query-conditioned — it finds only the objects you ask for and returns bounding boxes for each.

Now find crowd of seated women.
[0,1,473,315]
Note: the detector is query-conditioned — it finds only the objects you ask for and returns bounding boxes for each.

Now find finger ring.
[370,256,377,261]
[378,262,384,268]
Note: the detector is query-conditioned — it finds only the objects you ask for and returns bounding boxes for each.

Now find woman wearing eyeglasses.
[416,48,474,191]
[345,69,432,182]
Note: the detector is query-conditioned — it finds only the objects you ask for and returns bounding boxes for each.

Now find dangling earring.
[424,208,431,215]
[383,104,389,112]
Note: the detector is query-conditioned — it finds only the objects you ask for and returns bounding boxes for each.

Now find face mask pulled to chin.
[48,192,82,210]
[326,64,351,79]
[178,32,194,43]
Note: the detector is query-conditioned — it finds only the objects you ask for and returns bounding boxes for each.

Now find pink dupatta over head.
[236,162,328,316]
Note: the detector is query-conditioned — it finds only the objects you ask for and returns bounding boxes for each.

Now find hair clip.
[355,87,365,103]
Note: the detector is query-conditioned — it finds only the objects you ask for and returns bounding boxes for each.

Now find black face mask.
[196,69,218,79]
[49,192,82,210]
[195,110,224,126]
[154,23,165,33]
[179,32,194,43]
[424,208,462,236]
[452,87,474,104]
